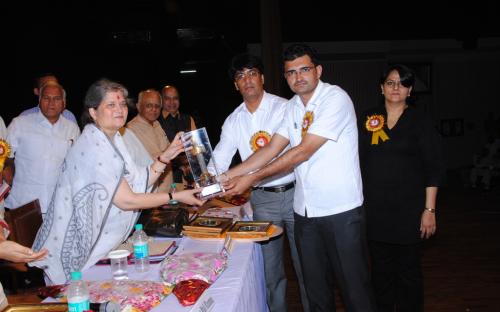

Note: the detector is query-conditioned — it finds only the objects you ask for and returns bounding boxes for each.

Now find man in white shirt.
[224,44,376,311]
[211,54,309,312]
[20,73,77,123]
[6,82,80,215]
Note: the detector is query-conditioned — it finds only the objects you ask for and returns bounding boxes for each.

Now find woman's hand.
[420,210,436,239]
[174,188,206,207]
[159,132,184,163]
[0,240,48,263]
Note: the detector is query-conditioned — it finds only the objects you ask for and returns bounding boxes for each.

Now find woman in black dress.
[359,64,444,311]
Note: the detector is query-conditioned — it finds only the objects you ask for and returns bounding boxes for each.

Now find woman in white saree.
[31,79,203,284]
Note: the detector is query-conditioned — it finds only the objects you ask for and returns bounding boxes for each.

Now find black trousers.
[294,207,376,312]
[369,241,423,312]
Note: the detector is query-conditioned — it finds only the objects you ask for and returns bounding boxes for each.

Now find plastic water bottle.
[67,271,90,312]
[169,183,179,205]
[132,224,150,272]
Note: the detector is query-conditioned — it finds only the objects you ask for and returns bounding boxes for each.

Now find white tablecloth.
[83,237,268,312]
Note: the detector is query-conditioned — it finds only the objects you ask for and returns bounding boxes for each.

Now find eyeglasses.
[144,103,162,109]
[234,69,260,81]
[384,80,406,89]
[284,66,316,78]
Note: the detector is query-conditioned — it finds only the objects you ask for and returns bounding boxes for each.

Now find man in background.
[20,73,77,123]
[6,82,80,215]
[158,85,196,184]
[127,89,173,192]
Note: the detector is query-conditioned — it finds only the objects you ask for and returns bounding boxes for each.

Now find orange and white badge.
[365,114,389,145]
[301,111,314,138]
[0,139,11,172]
[250,131,271,151]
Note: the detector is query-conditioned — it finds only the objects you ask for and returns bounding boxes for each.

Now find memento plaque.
[181,128,224,199]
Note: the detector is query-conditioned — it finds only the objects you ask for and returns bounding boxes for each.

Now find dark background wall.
[8,0,500,173]
[249,38,500,169]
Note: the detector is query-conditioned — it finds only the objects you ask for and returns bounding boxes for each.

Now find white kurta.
[6,112,80,213]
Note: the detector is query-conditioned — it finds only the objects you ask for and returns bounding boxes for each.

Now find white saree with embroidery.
[31,124,150,284]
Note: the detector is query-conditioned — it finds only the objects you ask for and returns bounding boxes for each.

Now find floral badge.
[302,111,314,138]
[250,131,271,151]
[0,139,11,172]
[365,115,389,145]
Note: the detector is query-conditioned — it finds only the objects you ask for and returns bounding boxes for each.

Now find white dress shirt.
[276,81,363,217]
[6,112,80,213]
[211,92,295,187]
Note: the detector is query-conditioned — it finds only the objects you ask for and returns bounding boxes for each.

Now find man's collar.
[242,91,269,114]
[293,80,324,109]
[163,111,180,119]
[137,114,156,126]
[35,110,60,125]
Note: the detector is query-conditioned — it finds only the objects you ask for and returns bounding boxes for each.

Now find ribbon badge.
[0,139,11,172]
[302,111,314,138]
[365,115,389,145]
[250,131,271,151]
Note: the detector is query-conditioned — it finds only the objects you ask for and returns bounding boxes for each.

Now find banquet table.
[82,237,268,312]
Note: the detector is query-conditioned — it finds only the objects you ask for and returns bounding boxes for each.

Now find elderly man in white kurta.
[5,82,80,215]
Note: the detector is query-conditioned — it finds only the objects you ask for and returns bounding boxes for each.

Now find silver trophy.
[181,128,224,199]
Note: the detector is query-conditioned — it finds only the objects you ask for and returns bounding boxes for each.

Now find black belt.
[252,182,295,193]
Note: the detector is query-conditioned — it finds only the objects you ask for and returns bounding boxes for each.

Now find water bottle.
[67,271,90,312]
[132,224,150,272]
[169,183,179,205]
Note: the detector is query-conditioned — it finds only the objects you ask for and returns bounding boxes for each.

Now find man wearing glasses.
[211,53,309,312]
[224,44,376,311]
[127,89,173,192]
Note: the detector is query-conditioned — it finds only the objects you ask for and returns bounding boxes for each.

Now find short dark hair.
[228,53,264,81]
[380,64,415,88]
[283,43,320,66]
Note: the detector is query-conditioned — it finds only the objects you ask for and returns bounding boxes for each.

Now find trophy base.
[199,183,224,200]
